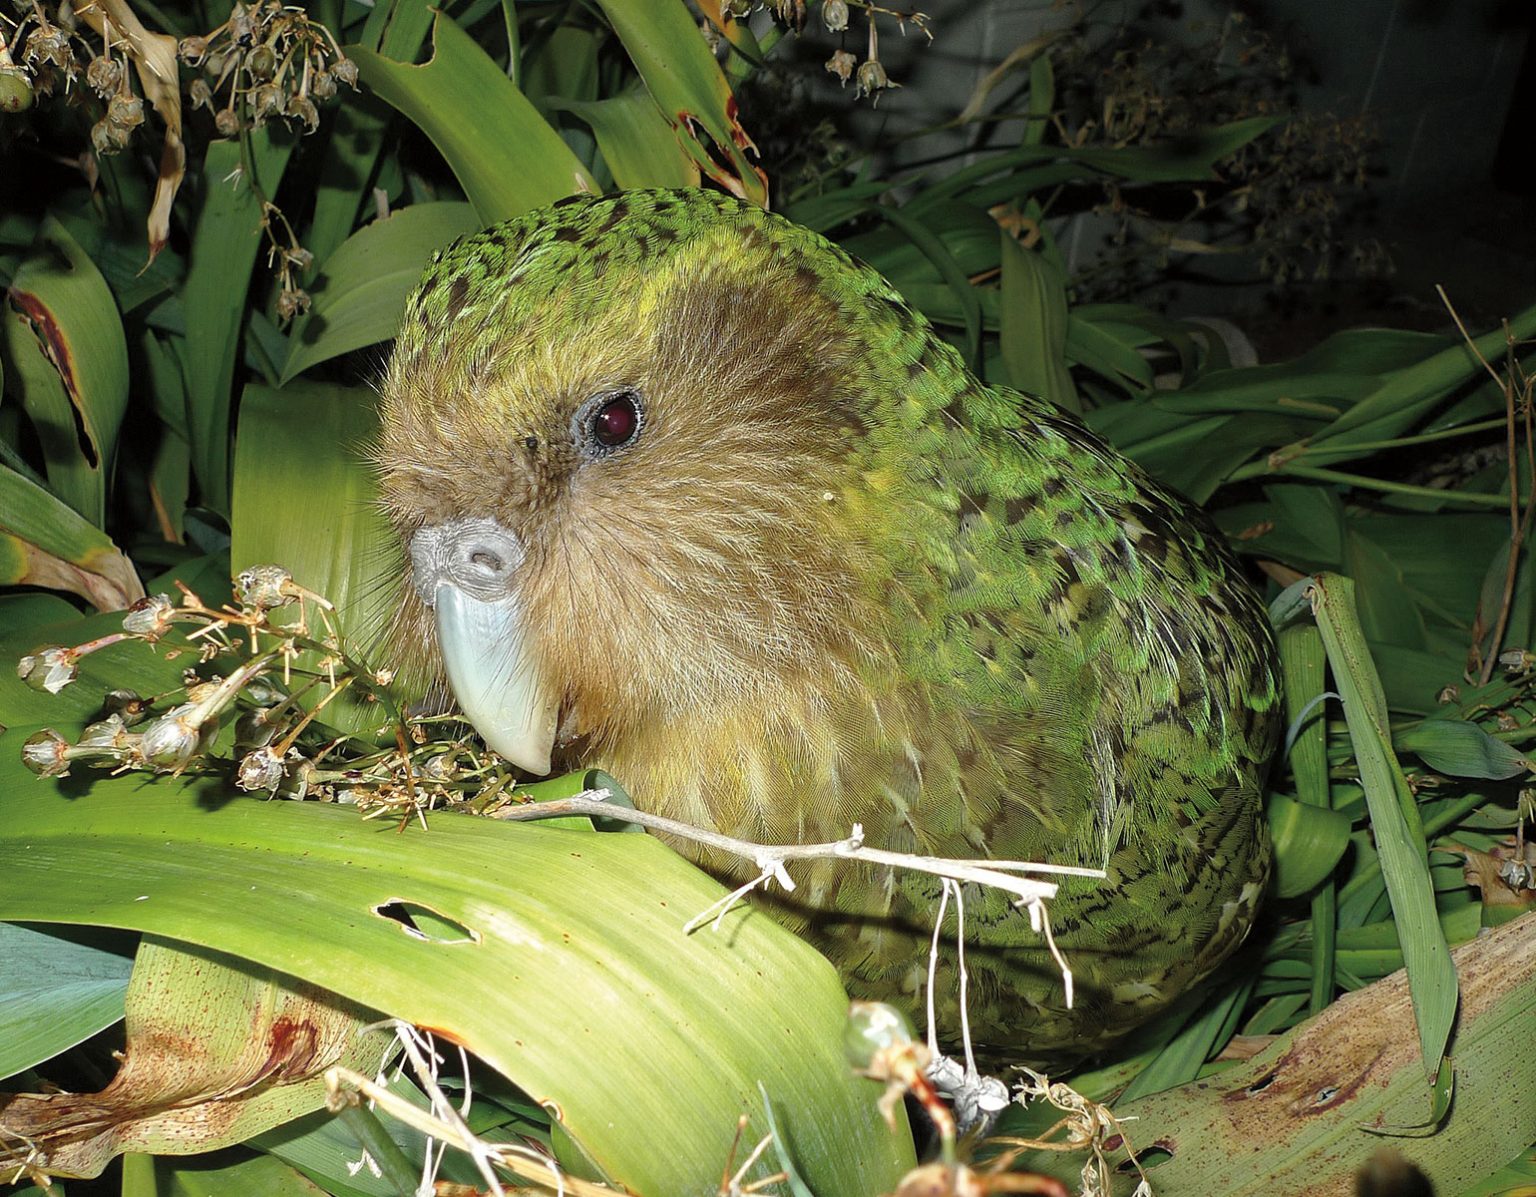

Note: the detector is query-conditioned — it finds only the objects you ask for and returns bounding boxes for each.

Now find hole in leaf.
[1119,1143,1174,1172]
[373,900,478,944]
[1247,1070,1278,1094]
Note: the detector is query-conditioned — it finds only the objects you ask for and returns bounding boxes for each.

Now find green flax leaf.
[1,217,129,526]
[1266,794,1352,900]
[0,937,382,1178]
[0,463,143,609]
[230,382,397,733]
[181,130,294,512]
[552,86,702,191]
[0,922,134,1080]
[0,755,914,1195]
[1396,718,1532,781]
[347,13,596,227]
[1308,573,1457,1083]
[591,0,767,205]
[999,230,1079,413]
[282,203,480,382]
[124,1151,329,1197]
[1278,623,1337,1012]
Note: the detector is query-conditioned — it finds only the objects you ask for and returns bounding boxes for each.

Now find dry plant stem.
[269,673,352,756]
[988,1071,1154,1197]
[717,1115,787,1196]
[1439,286,1536,685]
[328,1020,605,1197]
[490,792,1098,1004]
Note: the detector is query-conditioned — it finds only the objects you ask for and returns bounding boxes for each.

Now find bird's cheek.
[407,516,560,776]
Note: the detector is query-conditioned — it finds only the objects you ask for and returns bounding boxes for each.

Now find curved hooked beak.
[409,517,558,775]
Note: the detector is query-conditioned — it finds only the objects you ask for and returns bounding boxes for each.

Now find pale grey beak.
[409,517,558,775]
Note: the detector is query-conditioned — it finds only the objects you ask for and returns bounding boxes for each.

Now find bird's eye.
[576,388,644,456]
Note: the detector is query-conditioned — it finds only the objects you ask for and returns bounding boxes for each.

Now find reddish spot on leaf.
[8,286,98,467]
[9,289,78,402]
[263,1015,322,1080]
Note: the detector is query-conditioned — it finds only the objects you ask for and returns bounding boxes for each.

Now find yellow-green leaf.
[230,382,397,734]
[1308,574,1458,1083]
[0,937,382,1179]
[0,755,914,1195]
[0,463,143,609]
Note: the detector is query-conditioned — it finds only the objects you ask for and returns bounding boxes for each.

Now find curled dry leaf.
[1452,838,1536,920]
[0,937,383,1180]
[69,0,183,262]
[1,534,143,610]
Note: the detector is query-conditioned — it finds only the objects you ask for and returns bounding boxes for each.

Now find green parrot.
[376,188,1281,1064]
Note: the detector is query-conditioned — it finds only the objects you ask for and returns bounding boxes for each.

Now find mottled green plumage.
[379,188,1281,1063]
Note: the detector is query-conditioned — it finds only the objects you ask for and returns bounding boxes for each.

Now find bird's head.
[376,189,953,773]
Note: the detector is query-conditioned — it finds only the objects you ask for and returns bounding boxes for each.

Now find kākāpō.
[375,187,1281,1064]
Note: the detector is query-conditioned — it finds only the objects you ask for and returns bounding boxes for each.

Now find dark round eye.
[584,389,643,453]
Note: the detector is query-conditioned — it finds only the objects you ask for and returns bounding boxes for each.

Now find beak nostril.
[412,517,523,604]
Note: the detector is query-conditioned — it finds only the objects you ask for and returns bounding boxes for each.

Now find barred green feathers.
[380,189,1281,1063]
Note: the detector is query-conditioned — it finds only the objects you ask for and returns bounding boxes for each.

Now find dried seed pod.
[843,1000,916,1070]
[855,57,891,99]
[236,564,295,610]
[276,287,311,321]
[79,715,129,749]
[86,55,123,96]
[23,25,72,72]
[285,92,318,133]
[247,43,277,80]
[822,0,849,32]
[103,689,152,724]
[139,703,215,771]
[107,92,145,131]
[214,106,241,136]
[252,81,283,121]
[237,746,286,792]
[228,3,255,46]
[420,751,461,782]
[235,707,282,750]
[123,593,177,641]
[825,49,856,86]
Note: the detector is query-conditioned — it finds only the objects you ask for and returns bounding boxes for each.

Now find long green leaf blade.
[0,762,912,1195]
[181,130,294,511]
[591,0,766,204]
[0,463,142,609]
[1,218,129,526]
[282,204,479,382]
[348,13,596,226]
[1308,574,1457,1082]
[229,382,397,732]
